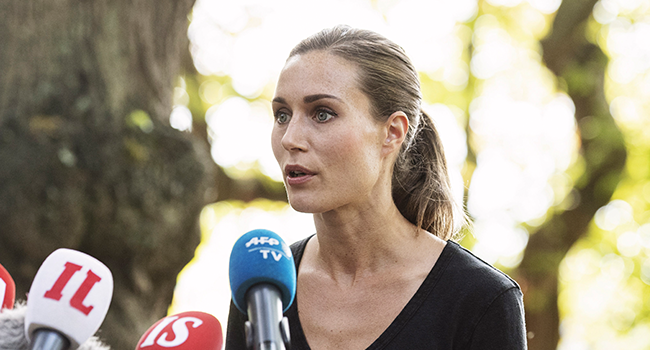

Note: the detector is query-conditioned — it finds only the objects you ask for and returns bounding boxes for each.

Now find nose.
[281,115,308,152]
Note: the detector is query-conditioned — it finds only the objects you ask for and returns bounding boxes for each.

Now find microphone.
[229,229,296,350]
[1,263,16,310]
[0,304,111,350]
[135,311,223,350]
[25,248,113,350]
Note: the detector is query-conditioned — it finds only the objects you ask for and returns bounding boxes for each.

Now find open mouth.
[288,170,307,178]
[284,165,314,183]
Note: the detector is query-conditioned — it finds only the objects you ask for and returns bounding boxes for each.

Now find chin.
[287,193,330,214]
[287,199,321,214]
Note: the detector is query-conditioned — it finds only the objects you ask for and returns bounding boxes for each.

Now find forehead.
[274,51,361,100]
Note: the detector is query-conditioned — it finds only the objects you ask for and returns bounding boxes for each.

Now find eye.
[275,110,291,124]
[315,109,336,123]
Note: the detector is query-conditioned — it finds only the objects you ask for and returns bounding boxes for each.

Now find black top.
[226,235,527,350]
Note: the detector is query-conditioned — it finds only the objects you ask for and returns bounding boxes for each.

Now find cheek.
[327,131,381,177]
[271,127,284,163]
[324,132,358,161]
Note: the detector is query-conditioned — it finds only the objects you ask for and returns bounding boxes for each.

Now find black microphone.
[229,229,297,350]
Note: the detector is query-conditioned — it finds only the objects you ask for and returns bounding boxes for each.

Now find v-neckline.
[287,235,458,350]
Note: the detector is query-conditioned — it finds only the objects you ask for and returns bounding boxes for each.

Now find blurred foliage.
[171,0,650,348]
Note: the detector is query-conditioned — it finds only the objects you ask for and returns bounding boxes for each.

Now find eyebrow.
[272,94,341,105]
[304,94,341,103]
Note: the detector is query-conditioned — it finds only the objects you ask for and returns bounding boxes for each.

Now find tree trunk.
[0,0,214,348]
[515,1,627,349]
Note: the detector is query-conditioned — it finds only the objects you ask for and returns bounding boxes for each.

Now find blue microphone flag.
[229,229,296,313]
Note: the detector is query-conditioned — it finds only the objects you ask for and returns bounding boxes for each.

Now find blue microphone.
[229,229,296,350]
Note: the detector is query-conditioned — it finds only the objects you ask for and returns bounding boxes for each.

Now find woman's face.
[271,51,389,214]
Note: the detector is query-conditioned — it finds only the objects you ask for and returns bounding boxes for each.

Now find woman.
[226,25,527,350]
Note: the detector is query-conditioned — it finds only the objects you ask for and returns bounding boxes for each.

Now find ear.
[382,111,409,158]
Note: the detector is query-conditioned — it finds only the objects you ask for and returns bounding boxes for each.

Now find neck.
[304,159,445,285]
[311,197,427,280]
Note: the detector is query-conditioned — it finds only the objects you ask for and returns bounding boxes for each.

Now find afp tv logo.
[245,235,292,262]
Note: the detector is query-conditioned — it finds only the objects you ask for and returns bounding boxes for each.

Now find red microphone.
[0,262,15,310]
[135,311,223,350]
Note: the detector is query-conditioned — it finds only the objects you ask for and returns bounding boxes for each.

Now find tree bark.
[0,0,214,348]
[515,1,627,349]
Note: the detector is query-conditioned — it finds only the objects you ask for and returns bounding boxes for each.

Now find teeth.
[290,171,306,177]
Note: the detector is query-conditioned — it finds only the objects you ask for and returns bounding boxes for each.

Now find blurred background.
[169,0,650,349]
[1,0,649,349]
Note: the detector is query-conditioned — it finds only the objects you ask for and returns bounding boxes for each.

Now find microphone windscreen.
[0,303,111,350]
[0,263,15,310]
[25,248,113,349]
[229,229,296,314]
[135,311,223,350]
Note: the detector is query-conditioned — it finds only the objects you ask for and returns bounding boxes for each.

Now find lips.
[284,164,315,185]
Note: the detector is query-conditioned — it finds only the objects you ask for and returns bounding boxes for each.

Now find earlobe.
[383,111,409,154]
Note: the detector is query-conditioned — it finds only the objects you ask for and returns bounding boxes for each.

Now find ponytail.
[392,111,460,240]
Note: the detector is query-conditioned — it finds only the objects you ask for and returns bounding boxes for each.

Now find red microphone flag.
[136,311,223,350]
[0,263,15,310]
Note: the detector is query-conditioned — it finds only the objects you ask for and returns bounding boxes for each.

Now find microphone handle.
[29,329,70,350]
[246,284,290,350]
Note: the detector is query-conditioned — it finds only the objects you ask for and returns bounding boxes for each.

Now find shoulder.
[427,242,526,348]
[440,243,528,348]
[439,241,521,302]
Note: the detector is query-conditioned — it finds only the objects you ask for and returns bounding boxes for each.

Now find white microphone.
[25,249,113,350]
